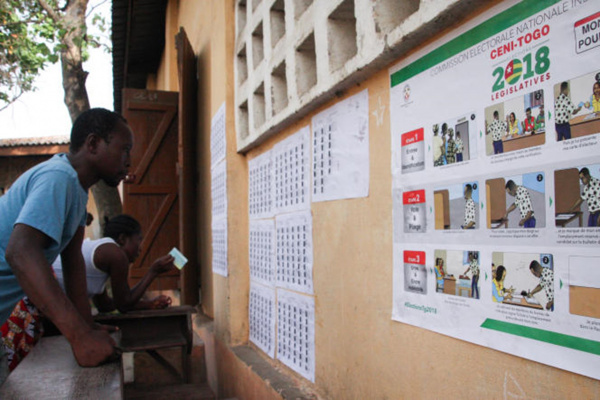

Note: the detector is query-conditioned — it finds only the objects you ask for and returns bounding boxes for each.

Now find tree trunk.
[59,0,122,230]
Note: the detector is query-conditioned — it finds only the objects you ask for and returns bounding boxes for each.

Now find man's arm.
[92,289,116,313]
[504,203,516,220]
[61,226,93,325]
[6,224,116,367]
[96,244,174,313]
[569,198,583,212]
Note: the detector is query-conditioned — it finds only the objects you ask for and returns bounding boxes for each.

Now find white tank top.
[52,237,116,297]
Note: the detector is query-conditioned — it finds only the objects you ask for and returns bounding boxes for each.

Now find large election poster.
[390,0,600,379]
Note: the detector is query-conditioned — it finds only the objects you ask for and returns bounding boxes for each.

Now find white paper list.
[311,89,369,202]
[211,159,227,224]
[249,149,274,219]
[212,218,228,276]
[249,219,276,286]
[276,210,313,294]
[210,102,226,168]
[273,126,311,214]
[249,282,276,358]
[276,288,315,382]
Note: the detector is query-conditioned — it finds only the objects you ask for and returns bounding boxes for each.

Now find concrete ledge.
[192,312,318,400]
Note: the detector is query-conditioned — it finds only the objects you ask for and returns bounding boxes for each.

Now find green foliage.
[0,0,111,110]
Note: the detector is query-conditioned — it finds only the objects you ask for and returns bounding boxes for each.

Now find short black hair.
[70,108,127,152]
[495,265,506,281]
[529,260,542,273]
[526,107,531,113]
[493,110,499,118]
[465,184,473,193]
[103,214,141,241]
[560,81,569,91]
[505,180,516,190]
[579,167,590,177]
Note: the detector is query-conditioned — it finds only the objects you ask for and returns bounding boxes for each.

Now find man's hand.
[150,295,172,309]
[546,300,554,310]
[70,329,117,367]
[150,254,175,275]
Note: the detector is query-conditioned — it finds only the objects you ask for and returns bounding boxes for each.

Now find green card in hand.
[169,247,188,270]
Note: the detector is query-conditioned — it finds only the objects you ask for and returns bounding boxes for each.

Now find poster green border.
[390,0,562,88]
[481,319,600,355]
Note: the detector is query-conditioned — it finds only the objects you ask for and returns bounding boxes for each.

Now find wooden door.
[122,88,180,290]
[176,28,199,305]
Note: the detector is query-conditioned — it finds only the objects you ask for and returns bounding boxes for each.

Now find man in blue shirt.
[0,108,133,381]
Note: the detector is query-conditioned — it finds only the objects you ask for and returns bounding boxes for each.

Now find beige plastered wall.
[154,1,600,398]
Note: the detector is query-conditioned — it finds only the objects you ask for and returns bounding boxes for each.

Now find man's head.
[539,105,544,115]
[560,81,569,95]
[529,260,542,278]
[441,123,448,133]
[505,180,517,196]
[464,184,472,199]
[493,110,499,120]
[526,107,532,118]
[70,108,133,187]
[579,167,591,186]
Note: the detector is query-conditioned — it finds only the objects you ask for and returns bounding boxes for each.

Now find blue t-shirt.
[0,153,88,324]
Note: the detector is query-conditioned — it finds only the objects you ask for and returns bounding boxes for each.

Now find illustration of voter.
[555,81,582,141]
[487,110,506,154]
[462,184,476,229]
[455,131,464,162]
[527,260,554,311]
[503,180,536,228]
[445,128,457,164]
[432,124,445,166]
[569,167,600,227]
[461,252,480,299]
[434,258,445,293]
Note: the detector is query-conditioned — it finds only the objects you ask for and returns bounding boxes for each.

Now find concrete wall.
[155,1,600,399]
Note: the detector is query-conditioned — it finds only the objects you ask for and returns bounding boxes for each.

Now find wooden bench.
[95,305,195,383]
[0,334,123,399]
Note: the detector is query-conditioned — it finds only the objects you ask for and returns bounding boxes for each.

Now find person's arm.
[6,224,115,367]
[519,211,533,226]
[569,197,583,212]
[92,289,116,313]
[528,284,542,297]
[504,203,516,221]
[60,226,93,325]
[96,244,174,313]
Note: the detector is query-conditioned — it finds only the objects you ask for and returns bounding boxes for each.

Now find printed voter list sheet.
[311,89,369,202]
[212,218,228,276]
[273,126,311,214]
[211,159,227,225]
[210,102,226,168]
[276,210,313,294]
[249,149,274,220]
[249,219,276,286]
[276,289,315,382]
[249,282,276,358]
